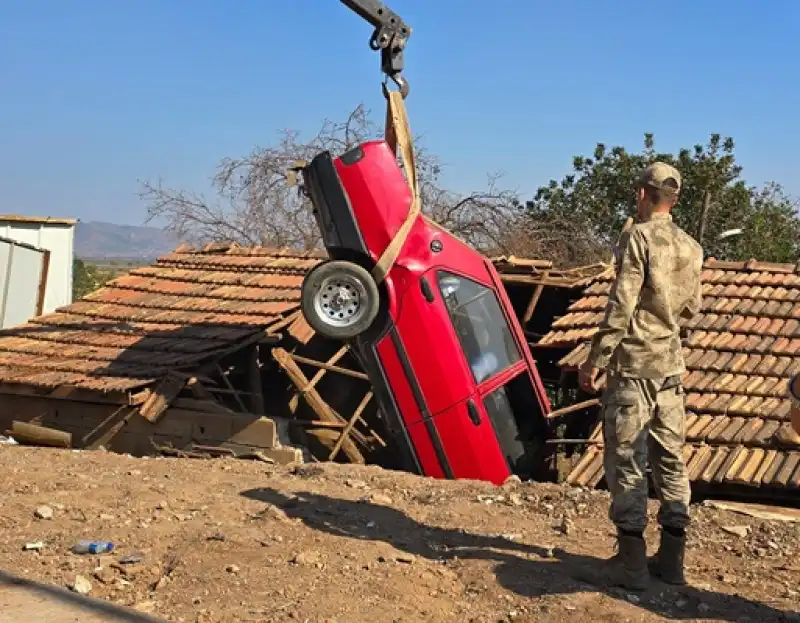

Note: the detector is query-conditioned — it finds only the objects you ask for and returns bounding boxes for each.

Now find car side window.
[436,271,522,383]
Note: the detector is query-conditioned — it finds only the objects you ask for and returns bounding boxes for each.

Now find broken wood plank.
[182,442,302,465]
[492,256,553,270]
[289,353,369,381]
[288,345,348,413]
[303,427,342,452]
[546,398,601,419]
[248,345,265,415]
[84,406,139,450]
[522,283,545,324]
[272,347,364,464]
[129,389,153,405]
[186,377,215,401]
[190,443,236,456]
[329,391,373,461]
[702,500,800,523]
[139,373,187,423]
[152,442,207,459]
[198,326,284,378]
[219,441,302,464]
[294,420,348,429]
[216,365,249,413]
[367,434,387,448]
[6,421,71,448]
[499,274,593,288]
[265,309,302,335]
[35,249,50,316]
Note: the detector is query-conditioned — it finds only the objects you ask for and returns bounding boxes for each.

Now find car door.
[407,394,511,483]
[390,267,476,422]
[420,269,528,482]
[474,367,547,477]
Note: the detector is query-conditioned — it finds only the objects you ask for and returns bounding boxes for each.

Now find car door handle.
[420,277,435,303]
[466,400,481,426]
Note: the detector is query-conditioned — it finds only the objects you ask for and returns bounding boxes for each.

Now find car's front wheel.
[300,260,380,340]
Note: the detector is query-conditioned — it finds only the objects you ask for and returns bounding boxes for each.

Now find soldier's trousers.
[601,373,691,533]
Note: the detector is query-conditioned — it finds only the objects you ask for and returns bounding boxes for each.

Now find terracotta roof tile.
[688,414,714,438]
[694,372,717,392]
[734,419,764,444]
[762,453,787,486]
[0,244,323,394]
[568,441,800,490]
[774,452,800,487]
[547,257,800,492]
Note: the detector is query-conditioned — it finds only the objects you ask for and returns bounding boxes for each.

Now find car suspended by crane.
[295,0,554,485]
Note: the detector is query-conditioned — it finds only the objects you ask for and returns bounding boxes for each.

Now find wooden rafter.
[82,405,139,449]
[329,391,373,461]
[186,376,214,400]
[215,364,249,413]
[272,347,365,464]
[248,345,265,415]
[289,353,369,381]
[545,398,601,419]
[288,345,348,413]
[522,283,546,324]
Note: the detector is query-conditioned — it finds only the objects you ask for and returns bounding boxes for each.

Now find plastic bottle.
[71,540,114,554]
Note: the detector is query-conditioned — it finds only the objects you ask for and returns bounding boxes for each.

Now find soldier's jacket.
[586,213,704,379]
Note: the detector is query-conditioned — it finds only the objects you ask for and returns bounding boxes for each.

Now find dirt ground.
[0,447,798,623]
[0,569,164,623]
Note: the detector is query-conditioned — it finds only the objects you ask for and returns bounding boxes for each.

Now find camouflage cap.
[637,162,682,194]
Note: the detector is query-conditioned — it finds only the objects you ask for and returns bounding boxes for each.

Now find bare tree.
[140,103,582,258]
[140,106,376,249]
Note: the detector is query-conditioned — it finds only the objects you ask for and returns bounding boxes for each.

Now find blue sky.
[1,0,798,227]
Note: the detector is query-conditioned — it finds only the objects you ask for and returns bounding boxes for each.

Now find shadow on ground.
[242,487,798,623]
[0,571,164,623]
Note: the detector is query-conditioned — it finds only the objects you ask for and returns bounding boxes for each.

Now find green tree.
[527,133,800,265]
[72,259,116,300]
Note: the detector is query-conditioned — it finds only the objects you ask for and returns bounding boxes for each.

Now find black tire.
[300,260,380,340]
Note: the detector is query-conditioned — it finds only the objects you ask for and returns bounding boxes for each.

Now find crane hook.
[382,74,409,100]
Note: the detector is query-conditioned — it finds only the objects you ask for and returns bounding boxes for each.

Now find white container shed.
[0,215,76,314]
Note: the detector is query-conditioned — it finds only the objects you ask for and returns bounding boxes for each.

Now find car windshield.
[437,271,522,383]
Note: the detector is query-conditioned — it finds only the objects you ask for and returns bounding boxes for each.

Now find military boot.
[647,530,687,585]
[577,533,650,592]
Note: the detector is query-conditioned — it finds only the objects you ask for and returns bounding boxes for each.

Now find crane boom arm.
[339,0,412,97]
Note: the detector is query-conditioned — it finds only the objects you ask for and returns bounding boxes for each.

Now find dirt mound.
[0,447,798,622]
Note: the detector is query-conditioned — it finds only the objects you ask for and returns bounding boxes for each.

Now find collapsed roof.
[0,244,324,401]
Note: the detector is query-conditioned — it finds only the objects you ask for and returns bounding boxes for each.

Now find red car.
[299,139,552,484]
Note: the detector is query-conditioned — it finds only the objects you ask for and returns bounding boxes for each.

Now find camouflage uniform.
[586,163,704,535]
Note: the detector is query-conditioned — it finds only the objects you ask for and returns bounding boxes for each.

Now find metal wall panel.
[0,238,47,328]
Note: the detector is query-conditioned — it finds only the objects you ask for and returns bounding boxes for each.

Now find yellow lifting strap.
[371,89,422,284]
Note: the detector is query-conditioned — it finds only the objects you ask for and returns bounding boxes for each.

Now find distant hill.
[75,221,181,261]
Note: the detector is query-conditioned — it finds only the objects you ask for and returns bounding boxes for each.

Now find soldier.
[577,162,704,591]
[790,373,800,435]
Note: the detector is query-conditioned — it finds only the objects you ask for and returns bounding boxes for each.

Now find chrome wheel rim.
[312,273,368,328]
